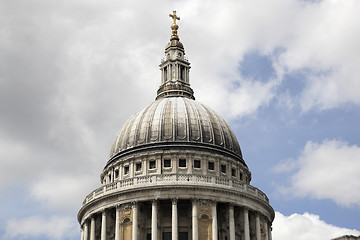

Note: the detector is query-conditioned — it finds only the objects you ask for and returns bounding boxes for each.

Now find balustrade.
[82,173,269,205]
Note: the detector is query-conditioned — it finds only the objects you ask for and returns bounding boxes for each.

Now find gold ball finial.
[169,10,180,40]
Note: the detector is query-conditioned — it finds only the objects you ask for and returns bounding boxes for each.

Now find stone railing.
[82,174,269,205]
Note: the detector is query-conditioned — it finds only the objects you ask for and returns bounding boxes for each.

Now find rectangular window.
[149,160,156,169]
[194,160,201,169]
[179,159,186,168]
[180,65,185,80]
[124,165,129,175]
[136,162,142,171]
[208,161,215,170]
[221,164,227,173]
[240,172,243,181]
[114,169,119,178]
[164,159,171,168]
[164,67,168,82]
[231,168,236,177]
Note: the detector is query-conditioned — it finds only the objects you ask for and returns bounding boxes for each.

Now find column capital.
[172,198,178,204]
[131,201,138,207]
[191,198,198,203]
[243,206,250,212]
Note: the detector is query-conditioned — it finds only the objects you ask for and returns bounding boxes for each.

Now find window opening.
[136,162,142,171]
[149,160,156,169]
[124,165,129,175]
[231,168,236,177]
[221,164,227,173]
[194,160,201,169]
[179,159,186,168]
[164,159,171,168]
[208,161,215,170]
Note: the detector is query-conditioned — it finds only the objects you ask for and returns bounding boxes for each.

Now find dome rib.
[109,97,243,163]
[196,101,215,144]
[204,105,224,147]
[184,98,201,142]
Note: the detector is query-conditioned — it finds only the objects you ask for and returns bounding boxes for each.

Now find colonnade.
[80,199,272,240]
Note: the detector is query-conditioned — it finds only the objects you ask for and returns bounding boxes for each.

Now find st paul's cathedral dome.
[78,11,274,240]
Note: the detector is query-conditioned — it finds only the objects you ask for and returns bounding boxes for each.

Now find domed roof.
[108,14,245,166]
[109,97,243,162]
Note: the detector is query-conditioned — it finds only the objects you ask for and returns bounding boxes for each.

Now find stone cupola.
[156,11,194,100]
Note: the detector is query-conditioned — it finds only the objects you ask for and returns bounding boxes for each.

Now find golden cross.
[169,11,180,24]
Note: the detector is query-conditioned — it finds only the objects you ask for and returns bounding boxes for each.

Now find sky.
[0,0,359,239]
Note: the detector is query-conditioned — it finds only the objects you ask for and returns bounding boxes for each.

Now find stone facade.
[332,236,360,240]
[78,11,275,240]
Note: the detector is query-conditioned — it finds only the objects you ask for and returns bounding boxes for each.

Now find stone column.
[115,206,120,240]
[229,205,235,240]
[90,216,95,240]
[244,208,250,240]
[256,213,261,240]
[161,68,164,84]
[172,198,178,240]
[268,224,272,240]
[212,202,218,240]
[264,220,269,240]
[192,199,198,240]
[83,221,88,240]
[152,200,158,240]
[101,210,107,240]
[186,67,189,83]
[80,225,84,240]
[132,202,138,240]
[170,65,172,81]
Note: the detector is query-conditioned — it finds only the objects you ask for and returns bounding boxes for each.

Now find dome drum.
[102,146,251,186]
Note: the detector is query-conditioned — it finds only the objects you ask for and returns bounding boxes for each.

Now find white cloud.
[174,0,360,118]
[273,212,360,240]
[30,174,98,213]
[272,158,298,174]
[278,139,360,207]
[4,215,78,240]
[271,0,360,111]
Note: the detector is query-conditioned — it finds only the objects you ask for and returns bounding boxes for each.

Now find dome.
[109,97,243,163]
[79,13,274,240]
